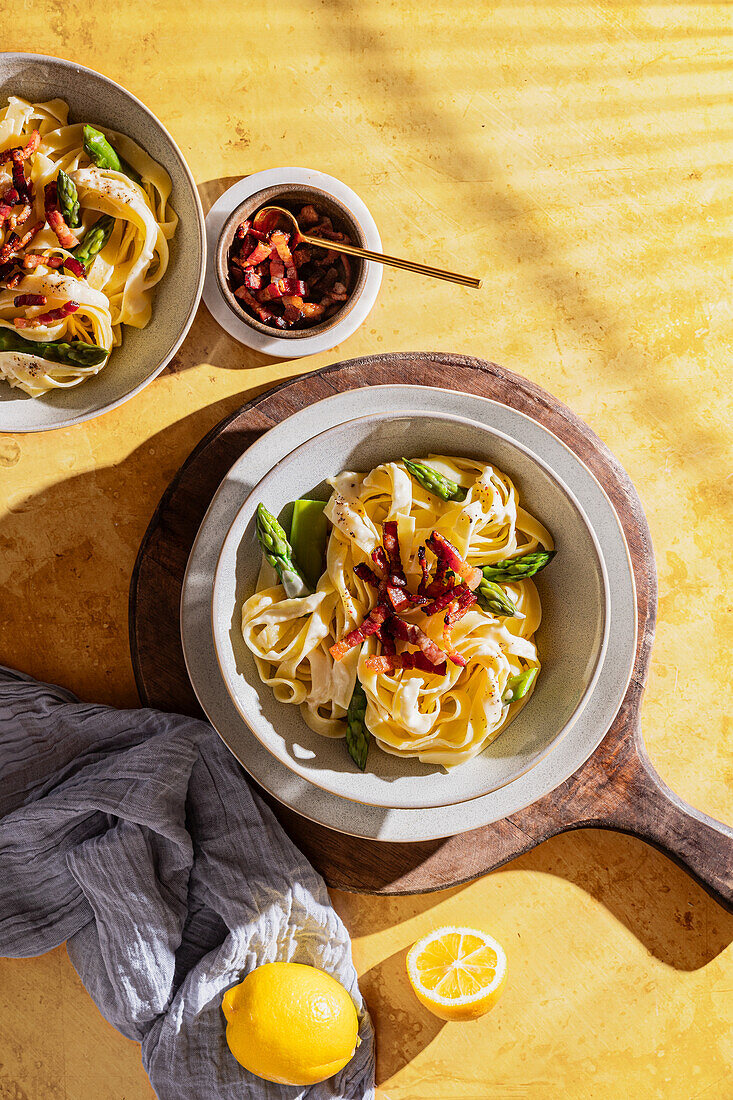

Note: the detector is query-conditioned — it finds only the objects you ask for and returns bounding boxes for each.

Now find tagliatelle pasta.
[0,96,176,396]
[241,456,555,770]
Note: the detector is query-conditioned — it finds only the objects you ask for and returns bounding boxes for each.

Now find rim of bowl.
[0,52,206,432]
[210,408,612,809]
[214,183,369,338]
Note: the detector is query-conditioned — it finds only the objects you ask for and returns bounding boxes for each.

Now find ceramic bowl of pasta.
[211,411,610,811]
[0,54,205,432]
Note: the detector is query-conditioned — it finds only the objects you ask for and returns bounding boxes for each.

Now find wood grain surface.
[129,352,733,908]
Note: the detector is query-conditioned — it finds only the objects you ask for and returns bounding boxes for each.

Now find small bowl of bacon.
[215,185,369,338]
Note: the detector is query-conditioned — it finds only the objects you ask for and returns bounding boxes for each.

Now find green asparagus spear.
[255,503,310,598]
[83,124,142,184]
[480,551,556,584]
[56,170,80,228]
[0,329,108,368]
[503,667,538,704]
[475,578,519,618]
[73,215,115,267]
[403,458,468,503]
[346,679,370,771]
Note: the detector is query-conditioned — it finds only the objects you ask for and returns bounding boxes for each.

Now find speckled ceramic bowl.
[0,54,205,432]
[211,410,611,811]
[215,185,368,338]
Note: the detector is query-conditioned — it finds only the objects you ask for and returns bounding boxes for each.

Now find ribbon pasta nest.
[0,96,177,397]
[242,455,556,771]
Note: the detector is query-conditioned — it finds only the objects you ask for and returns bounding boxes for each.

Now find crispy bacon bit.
[14,301,79,328]
[330,604,388,662]
[234,284,275,323]
[1,187,20,206]
[270,229,293,266]
[354,562,380,588]
[0,130,40,165]
[243,269,264,290]
[298,204,319,227]
[13,293,47,307]
[382,521,406,585]
[4,270,22,289]
[9,201,32,230]
[371,546,390,576]
[426,531,483,590]
[17,221,43,249]
[0,233,20,264]
[241,240,272,267]
[44,183,79,249]
[389,616,447,666]
[365,653,448,675]
[63,256,86,279]
[11,151,29,200]
[23,253,63,270]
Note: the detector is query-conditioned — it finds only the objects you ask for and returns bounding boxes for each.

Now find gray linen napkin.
[0,666,375,1099]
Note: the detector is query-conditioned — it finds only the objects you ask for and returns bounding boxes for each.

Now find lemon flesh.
[406,926,507,1021]
[222,962,359,1086]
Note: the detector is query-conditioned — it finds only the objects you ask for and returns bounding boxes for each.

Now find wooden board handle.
[588,733,733,912]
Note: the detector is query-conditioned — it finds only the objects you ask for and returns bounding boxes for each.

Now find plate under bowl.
[212,410,609,810]
[0,54,205,432]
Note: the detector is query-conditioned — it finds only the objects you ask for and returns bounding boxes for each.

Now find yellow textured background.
[1,2,732,1097]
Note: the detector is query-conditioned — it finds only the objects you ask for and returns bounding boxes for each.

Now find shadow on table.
[359,943,446,1087]
[334,825,733,971]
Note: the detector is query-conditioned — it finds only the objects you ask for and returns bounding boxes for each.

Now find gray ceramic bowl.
[215,184,368,339]
[211,410,610,811]
[0,54,205,432]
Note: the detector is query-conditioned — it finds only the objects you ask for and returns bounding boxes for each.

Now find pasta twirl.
[242,456,554,770]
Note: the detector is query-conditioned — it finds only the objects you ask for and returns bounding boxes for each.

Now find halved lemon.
[406,926,507,1021]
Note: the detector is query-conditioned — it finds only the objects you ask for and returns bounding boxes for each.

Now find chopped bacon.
[330,604,388,662]
[382,521,406,586]
[1,187,20,206]
[63,256,86,279]
[234,284,275,322]
[4,270,21,289]
[300,301,325,319]
[44,183,79,249]
[14,301,79,328]
[241,240,271,267]
[258,278,308,302]
[17,221,43,249]
[417,545,431,594]
[23,253,63,270]
[425,531,483,590]
[0,130,40,165]
[243,269,264,290]
[354,562,380,588]
[227,203,355,330]
[388,616,447,666]
[270,230,293,266]
[11,152,29,200]
[371,546,389,576]
[422,586,465,617]
[13,293,47,307]
[365,652,447,675]
[298,204,319,227]
[0,233,19,264]
[10,201,32,230]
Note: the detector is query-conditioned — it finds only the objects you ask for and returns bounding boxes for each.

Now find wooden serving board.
[129,352,733,909]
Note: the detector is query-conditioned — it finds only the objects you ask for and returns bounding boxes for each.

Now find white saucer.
[202,168,383,357]
[180,385,637,842]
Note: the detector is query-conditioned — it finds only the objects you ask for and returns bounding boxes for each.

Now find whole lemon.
[222,962,360,1086]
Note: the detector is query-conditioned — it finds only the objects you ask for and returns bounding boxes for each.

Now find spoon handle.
[301,233,482,289]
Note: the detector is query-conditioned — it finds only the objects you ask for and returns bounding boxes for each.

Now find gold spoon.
[252,205,482,289]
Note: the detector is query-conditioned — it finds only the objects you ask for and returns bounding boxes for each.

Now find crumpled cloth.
[0,666,374,1099]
